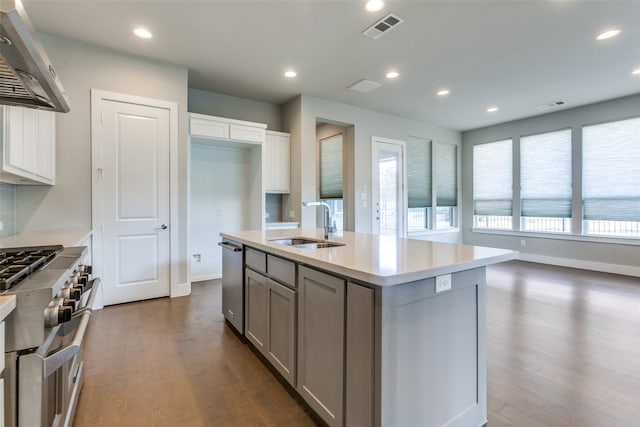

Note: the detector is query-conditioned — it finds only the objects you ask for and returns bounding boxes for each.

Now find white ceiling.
[24,0,640,131]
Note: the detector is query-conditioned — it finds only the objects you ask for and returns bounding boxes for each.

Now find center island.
[219,228,518,427]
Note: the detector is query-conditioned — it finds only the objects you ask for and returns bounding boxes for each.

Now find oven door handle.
[41,310,91,378]
[40,278,101,378]
[71,277,101,319]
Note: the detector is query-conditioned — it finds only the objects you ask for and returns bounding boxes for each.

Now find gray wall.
[188,88,283,131]
[462,93,640,273]
[285,95,461,238]
[16,34,190,284]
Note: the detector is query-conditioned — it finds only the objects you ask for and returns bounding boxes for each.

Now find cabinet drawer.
[230,124,265,143]
[245,247,266,273]
[267,254,296,288]
[190,118,229,140]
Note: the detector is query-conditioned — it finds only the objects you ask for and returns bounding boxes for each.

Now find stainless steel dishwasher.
[218,239,244,333]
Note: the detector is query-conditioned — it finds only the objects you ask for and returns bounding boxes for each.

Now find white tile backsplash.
[265,193,283,223]
[0,184,16,237]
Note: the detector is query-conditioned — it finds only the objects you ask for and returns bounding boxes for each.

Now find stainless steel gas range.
[0,245,100,427]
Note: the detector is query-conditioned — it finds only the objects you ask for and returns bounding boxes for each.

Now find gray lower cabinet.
[242,247,487,427]
[345,282,375,427]
[245,266,297,386]
[265,279,296,385]
[297,266,345,427]
[245,268,268,352]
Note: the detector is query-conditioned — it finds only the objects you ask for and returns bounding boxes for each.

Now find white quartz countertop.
[0,295,16,321]
[0,229,92,249]
[221,228,518,286]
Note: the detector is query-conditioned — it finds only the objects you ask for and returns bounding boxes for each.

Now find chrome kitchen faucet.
[302,201,336,239]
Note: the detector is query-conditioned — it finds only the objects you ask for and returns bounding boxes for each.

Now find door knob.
[160,224,168,230]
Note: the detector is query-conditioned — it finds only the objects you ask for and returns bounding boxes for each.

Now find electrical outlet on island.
[435,274,452,293]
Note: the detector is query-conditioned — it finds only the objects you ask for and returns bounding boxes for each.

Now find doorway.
[190,142,254,281]
[372,137,406,236]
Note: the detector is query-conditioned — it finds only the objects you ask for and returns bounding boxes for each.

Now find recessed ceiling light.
[487,107,499,113]
[133,28,152,39]
[365,0,384,12]
[284,70,297,78]
[437,89,450,96]
[633,68,640,75]
[386,71,399,79]
[596,29,620,41]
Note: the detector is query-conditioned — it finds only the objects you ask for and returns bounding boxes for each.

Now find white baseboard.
[191,274,221,282]
[171,281,191,298]
[519,253,640,277]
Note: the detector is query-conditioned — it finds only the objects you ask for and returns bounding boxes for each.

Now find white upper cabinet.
[0,106,56,185]
[264,130,290,193]
[190,116,229,140]
[189,113,266,144]
[36,111,56,182]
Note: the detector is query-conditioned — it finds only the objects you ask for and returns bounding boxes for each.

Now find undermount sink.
[269,237,321,246]
[293,241,345,249]
[269,237,345,249]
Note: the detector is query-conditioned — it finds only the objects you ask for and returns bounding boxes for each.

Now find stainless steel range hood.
[0,0,70,112]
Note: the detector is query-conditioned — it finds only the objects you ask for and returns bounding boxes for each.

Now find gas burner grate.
[0,245,63,290]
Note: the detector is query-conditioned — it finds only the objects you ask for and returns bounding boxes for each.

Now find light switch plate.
[435,274,452,293]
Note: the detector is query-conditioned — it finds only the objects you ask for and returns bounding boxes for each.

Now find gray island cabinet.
[221,229,517,427]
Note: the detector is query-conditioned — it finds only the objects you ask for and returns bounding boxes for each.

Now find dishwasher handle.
[218,241,242,252]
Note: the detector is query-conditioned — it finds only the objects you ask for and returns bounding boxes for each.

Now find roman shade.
[319,133,343,199]
[520,129,572,217]
[473,139,513,216]
[583,117,640,221]
[406,136,432,208]
[435,142,457,207]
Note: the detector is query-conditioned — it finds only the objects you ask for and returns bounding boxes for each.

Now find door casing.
[91,89,181,308]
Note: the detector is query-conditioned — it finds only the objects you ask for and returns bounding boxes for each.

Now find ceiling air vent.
[363,13,405,39]
[348,79,382,93]
[536,100,566,110]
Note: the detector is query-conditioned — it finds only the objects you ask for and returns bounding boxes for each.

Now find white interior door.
[372,137,406,236]
[95,95,171,305]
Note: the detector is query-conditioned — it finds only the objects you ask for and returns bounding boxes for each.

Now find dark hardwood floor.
[486,261,640,427]
[73,260,640,426]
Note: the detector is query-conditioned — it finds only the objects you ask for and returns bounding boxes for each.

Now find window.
[435,142,457,229]
[473,139,513,229]
[407,137,432,231]
[520,129,572,233]
[583,117,640,238]
[406,138,458,232]
[319,133,344,232]
[319,133,343,199]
